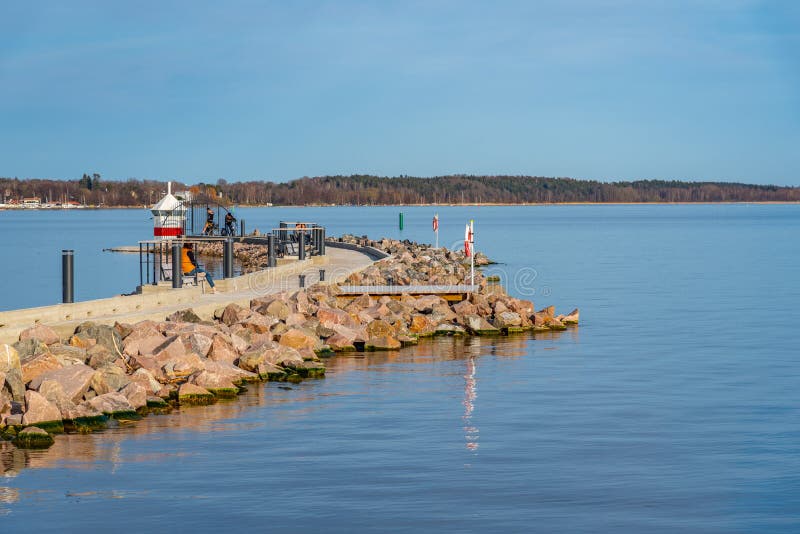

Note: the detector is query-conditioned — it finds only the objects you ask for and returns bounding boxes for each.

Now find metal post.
[62,249,74,303]
[299,274,306,288]
[267,234,276,267]
[298,230,305,260]
[139,243,144,287]
[240,219,246,237]
[154,243,159,285]
[172,242,182,288]
[279,221,287,241]
[320,227,326,255]
[319,269,325,282]
[399,212,404,230]
[223,239,233,278]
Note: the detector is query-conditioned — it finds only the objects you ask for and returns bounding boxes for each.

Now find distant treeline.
[2,174,798,206]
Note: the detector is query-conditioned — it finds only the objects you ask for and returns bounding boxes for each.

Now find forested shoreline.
[2,174,798,206]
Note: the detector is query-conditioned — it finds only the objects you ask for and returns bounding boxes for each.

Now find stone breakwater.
[194,241,269,273]
[0,236,577,449]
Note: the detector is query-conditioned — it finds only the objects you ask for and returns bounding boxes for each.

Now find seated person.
[181,243,216,293]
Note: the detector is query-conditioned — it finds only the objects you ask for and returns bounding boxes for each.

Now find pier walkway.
[0,246,376,344]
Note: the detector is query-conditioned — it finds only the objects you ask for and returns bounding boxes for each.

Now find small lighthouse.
[151,182,186,239]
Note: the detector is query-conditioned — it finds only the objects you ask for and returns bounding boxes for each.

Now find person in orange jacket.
[181,243,216,293]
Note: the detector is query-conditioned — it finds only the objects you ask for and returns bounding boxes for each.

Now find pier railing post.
[223,238,233,278]
[298,230,306,260]
[62,249,74,303]
[171,242,182,288]
[320,227,326,255]
[240,219,246,237]
[319,269,325,282]
[299,274,306,288]
[267,234,276,267]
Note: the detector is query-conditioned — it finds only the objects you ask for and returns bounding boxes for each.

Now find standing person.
[181,243,216,293]
[224,211,236,235]
[203,207,215,235]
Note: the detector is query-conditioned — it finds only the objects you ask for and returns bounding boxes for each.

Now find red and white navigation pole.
[433,213,439,249]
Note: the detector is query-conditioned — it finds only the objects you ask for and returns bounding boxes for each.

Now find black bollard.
[298,230,305,260]
[62,249,74,303]
[279,221,288,241]
[299,274,306,288]
[240,219,246,237]
[223,239,233,278]
[172,243,182,288]
[320,227,326,255]
[267,234,276,267]
[319,269,325,282]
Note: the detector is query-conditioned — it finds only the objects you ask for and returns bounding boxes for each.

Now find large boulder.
[316,306,355,328]
[206,335,239,365]
[191,371,238,398]
[493,311,523,329]
[365,320,394,338]
[119,382,147,410]
[181,332,213,357]
[129,368,162,394]
[86,392,137,418]
[178,383,215,405]
[13,426,54,449]
[90,365,132,395]
[279,328,322,352]
[561,308,580,325]
[22,390,63,432]
[365,336,401,350]
[220,303,250,326]
[49,344,88,366]
[30,363,96,404]
[73,322,123,353]
[19,325,60,345]
[166,308,202,323]
[463,314,500,335]
[86,344,119,369]
[122,324,165,357]
[237,313,279,334]
[20,349,62,386]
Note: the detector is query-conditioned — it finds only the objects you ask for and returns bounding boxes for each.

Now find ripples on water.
[1,205,799,532]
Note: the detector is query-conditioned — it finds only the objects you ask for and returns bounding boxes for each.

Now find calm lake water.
[1,204,799,532]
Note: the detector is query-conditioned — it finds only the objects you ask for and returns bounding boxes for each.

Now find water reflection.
[463,357,479,451]
[1,333,565,478]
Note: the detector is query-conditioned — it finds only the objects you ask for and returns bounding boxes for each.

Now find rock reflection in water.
[1,333,565,481]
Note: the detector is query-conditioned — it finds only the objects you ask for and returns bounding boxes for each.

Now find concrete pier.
[0,245,376,344]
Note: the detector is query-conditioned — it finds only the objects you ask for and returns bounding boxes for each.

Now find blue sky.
[1,1,798,185]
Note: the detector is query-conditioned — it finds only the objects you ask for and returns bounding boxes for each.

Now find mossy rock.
[505,327,527,334]
[474,328,501,336]
[206,387,240,399]
[259,370,288,382]
[179,394,215,406]
[107,410,142,422]
[315,347,336,357]
[27,420,64,434]
[146,397,170,409]
[548,324,567,331]
[286,374,303,384]
[64,414,109,433]
[13,427,54,449]
[532,325,552,333]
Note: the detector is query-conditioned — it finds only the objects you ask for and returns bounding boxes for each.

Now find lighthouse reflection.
[463,356,479,451]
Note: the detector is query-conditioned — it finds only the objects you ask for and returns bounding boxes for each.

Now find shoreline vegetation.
[2,174,798,208]
[0,235,577,449]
